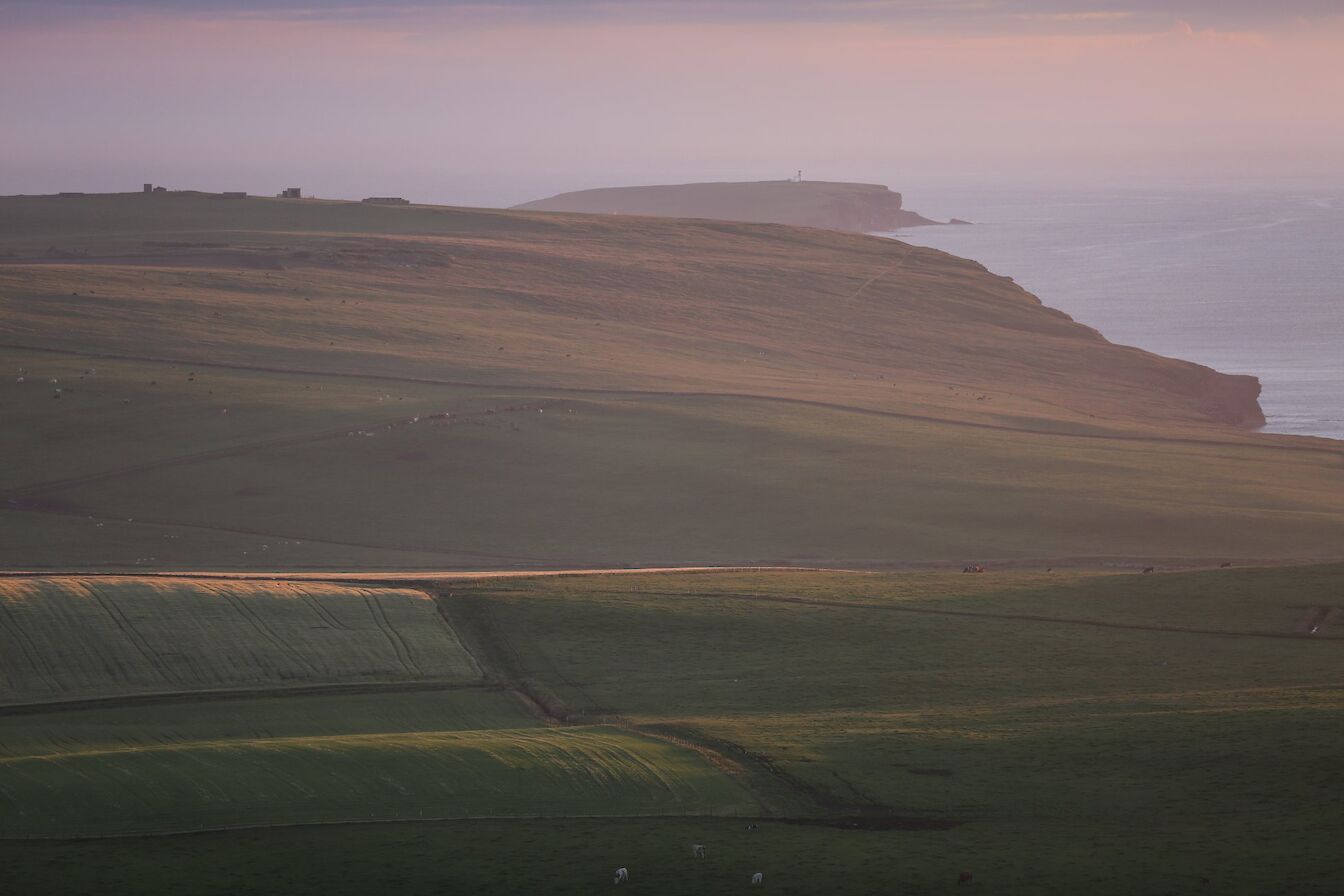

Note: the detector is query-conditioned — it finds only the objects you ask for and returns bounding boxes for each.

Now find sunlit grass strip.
[0,726,758,838]
[0,578,481,703]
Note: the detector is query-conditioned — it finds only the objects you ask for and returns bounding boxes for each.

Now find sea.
[879,188,1344,440]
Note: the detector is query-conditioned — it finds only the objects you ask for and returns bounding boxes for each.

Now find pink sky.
[2,3,1341,203]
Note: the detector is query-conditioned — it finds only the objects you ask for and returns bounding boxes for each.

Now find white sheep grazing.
[614,867,629,884]
[693,844,706,858]
[752,872,764,885]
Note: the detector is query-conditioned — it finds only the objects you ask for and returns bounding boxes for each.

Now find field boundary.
[0,680,490,716]
[0,808,774,843]
[602,589,1341,641]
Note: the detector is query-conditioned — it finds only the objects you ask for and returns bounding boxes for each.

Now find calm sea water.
[880,188,1344,440]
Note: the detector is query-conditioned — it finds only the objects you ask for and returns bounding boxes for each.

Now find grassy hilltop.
[513,179,943,232]
[2,192,1338,571]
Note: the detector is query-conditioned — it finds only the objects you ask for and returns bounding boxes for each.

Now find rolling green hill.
[3,193,1336,572]
[0,578,479,702]
[0,565,1340,892]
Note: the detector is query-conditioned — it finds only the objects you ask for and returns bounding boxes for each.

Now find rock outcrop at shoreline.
[1193,368,1266,428]
[514,180,943,233]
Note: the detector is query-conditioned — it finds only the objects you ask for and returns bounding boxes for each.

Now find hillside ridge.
[0,192,1264,433]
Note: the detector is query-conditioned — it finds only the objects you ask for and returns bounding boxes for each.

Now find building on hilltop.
[280,187,302,199]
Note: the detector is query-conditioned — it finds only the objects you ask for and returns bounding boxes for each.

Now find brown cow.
[958,871,973,885]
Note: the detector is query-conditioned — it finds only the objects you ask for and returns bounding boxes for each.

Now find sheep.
[692,844,706,858]
[613,867,629,884]
[751,872,764,885]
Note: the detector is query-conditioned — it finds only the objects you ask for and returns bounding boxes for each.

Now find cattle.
[614,867,629,884]
[1142,567,1155,574]
[958,871,973,885]
[1220,562,1232,568]
[751,872,764,885]
[692,844,706,858]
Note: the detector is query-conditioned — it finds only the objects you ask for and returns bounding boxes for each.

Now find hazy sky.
[3,1,1342,205]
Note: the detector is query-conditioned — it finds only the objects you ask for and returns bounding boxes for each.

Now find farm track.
[81,579,188,688]
[364,592,424,677]
[4,341,1331,455]
[212,583,323,677]
[597,589,1335,641]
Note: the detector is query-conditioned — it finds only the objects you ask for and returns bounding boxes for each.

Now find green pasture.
[0,577,479,702]
[7,365,1342,569]
[0,724,755,838]
[0,689,536,758]
[3,811,1338,896]
[0,567,1339,891]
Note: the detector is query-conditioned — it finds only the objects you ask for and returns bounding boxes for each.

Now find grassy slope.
[0,192,1266,432]
[3,193,1339,570]
[0,577,479,702]
[0,566,1339,893]
[0,724,756,837]
[435,566,1344,892]
[7,383,1341,568]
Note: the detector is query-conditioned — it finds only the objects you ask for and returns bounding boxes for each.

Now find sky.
[2,1,1342,205]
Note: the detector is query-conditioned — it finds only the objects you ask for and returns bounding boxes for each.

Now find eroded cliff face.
[1190,369,1266,428]
[819,190,939,231]
[514,180,942,233]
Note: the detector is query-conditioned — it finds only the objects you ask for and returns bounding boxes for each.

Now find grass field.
[0,566,1340,892]
[2,813,1337,896]
[0,193,1266,433]
[4,357,1342,569]
[0,723,756,837]
[0,577,479,702]
[0,690,537,758]
[2,194,1341,892]
[2,193,1340,571]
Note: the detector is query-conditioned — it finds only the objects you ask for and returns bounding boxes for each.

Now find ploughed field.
[1,566,1341,894]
